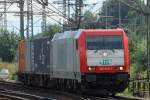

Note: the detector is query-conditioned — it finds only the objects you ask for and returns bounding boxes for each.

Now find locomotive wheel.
[56,79,59,90]
[73,80,77,92]
[76,83,83,95]
[64,79,67,91]
[67,80,71,91]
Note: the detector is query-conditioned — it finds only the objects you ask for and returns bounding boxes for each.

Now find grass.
[117,88,141,99]
[0,62,18,80]
[121,88,132,97]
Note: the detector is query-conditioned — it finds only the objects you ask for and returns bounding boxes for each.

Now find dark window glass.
[86,36,122,50]
[104,36,122,49]
[86,36,103,50]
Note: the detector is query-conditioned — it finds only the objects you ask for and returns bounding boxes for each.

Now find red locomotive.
[18,29,130,95]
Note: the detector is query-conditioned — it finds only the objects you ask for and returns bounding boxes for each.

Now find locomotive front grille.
[84,73,129,83]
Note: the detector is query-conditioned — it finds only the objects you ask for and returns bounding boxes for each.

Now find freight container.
[30,37,51,74]
[25,40,31,72]
[19,40,25,73]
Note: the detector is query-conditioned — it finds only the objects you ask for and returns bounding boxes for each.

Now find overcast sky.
[1,0,105,35]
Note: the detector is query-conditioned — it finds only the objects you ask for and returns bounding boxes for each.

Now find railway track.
[79,95,144,100]
[0,80,57,100]
[0,94,26,100]
[0,89,54,100]
[0,80,143,100]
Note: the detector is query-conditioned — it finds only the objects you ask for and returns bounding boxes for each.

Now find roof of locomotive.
[52,28,126,41]
[51,31,79,41]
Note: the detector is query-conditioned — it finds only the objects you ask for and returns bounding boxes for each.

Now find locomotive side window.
[86,36,123,50]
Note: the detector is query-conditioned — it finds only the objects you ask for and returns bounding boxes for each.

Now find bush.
[0,29,19,62]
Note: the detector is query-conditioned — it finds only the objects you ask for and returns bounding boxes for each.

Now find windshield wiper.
[94,50,98,53]
[111,49,115,53]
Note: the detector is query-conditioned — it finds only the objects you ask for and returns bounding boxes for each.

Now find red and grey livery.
[18,29,130,95]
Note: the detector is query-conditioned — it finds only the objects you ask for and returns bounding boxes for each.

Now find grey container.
[25,40,31,72]
[30,37,51,74]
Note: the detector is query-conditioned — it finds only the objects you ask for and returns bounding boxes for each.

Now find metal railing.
[129,78,150,97]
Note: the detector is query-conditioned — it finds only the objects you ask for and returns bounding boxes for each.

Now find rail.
[0,80,142,100]
[0,89,55,100]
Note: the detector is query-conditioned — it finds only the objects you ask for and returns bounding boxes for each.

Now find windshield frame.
[86,35,123,50]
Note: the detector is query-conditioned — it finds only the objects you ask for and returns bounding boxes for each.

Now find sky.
[1,0,106,35]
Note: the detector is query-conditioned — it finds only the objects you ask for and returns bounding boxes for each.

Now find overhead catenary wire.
[33,0,74,24]
[118,0,121,27]
[33,4,63,25]
[2,0,147,35]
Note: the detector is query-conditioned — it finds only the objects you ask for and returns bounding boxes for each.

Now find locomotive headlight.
[88,67,92,71]
[88,67,95,71]
[119,66,124,71]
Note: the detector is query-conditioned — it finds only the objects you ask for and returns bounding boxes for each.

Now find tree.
[99,0,144,27]
[0,29,19,62]
[82,10,99,29]
[42,24,61,39]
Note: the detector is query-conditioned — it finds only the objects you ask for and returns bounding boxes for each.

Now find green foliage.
[136,38,147,71]
[83,11,96,23]
[100,0,129,26]
[0,62,18,80]
[100,0,145,28]
[0,29,19,62]
[42,24,61,39]
[82,10,101,29]
[126,27,147,78]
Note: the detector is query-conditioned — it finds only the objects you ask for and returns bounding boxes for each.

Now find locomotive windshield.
[86,36,123,50]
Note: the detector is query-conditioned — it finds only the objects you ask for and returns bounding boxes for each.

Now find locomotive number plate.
[99,59,112,65]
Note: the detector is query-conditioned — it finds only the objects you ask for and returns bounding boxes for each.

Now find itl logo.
[100,59,112,65]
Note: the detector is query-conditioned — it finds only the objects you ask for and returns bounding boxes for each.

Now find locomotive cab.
[86,35,124,71]
[77,29,130,93]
